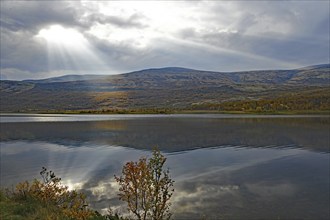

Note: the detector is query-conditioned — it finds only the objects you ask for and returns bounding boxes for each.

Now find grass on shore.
[0,190,114,220]
[0,190,68,220]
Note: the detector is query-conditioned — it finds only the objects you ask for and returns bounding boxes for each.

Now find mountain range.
[1,64,329,113]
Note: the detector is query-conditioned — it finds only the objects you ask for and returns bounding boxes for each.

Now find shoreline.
[0,110,329,115]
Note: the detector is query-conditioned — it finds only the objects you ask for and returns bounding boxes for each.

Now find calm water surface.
[0,114,329,219]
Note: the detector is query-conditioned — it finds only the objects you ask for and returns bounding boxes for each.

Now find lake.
[0,114,329,219]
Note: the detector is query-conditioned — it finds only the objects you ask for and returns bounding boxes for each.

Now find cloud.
[0,1,329,80]
[174,1,330,68]
[83,13,147,29]
[0,28,48,72]
[0,1,80,33]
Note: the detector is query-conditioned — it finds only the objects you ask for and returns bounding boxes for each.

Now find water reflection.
[1,142,329,219]
[1,117,329,153]
[0,115,329,219]
[174,151,330,219]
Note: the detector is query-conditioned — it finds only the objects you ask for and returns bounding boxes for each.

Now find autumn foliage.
[12,167,94,219]
[115,150,174,220]
[2,151,175,219]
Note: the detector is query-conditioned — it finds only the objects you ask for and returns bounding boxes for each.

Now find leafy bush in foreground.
[1,150,174,220]
[4,167,94,219]
[115,149,174,220]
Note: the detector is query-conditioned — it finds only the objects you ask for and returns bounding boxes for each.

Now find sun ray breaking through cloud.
[35,25,116,76]
[1,0,329,79]
[165,35,301,70]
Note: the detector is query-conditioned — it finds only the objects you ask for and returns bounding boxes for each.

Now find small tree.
[115,149,174,220]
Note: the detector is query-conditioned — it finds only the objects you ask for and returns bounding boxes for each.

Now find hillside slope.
[1,64,329,112]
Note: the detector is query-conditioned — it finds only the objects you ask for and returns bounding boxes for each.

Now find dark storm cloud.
[0,27,47,72]
[0,1,79,33]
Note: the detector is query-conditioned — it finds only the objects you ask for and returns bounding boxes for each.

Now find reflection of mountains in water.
[1,117,329,153]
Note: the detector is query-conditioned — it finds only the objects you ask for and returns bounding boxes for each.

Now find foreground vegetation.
[0,150,174,220]
[0,168,98,220]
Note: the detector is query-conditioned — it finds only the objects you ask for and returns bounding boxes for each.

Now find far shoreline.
[1,109,329,116]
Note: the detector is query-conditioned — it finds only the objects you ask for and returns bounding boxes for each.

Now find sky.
[0,1,329,80]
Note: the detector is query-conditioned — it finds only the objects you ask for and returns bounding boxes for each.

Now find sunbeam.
[164,35,300,69]
[37,25,86,47]
[35,24,115,76]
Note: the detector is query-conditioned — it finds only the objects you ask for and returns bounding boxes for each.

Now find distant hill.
[23,74,109,83]
[1,64,329,113]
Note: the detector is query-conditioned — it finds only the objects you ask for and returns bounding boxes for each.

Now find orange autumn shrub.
[115,150,174,220]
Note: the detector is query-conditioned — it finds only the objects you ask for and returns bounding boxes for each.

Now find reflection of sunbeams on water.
[0,141,319,185]
[1,115,329,218]
[1,141,329,218]
[42,144,145,189]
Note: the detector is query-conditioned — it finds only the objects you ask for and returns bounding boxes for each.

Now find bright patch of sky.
[0,1,329,80]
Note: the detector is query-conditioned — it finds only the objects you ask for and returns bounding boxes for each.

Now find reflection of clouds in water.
[168,150,286,219]
[0,141,146,187]
[171,152,329,219]
[167,147,303,182]
[169,148,328,219]
[246,182,297,199]
[80,179,125,214]
[172,175,295,219]
[1,141,72,155]
[1,140,329,219]
[172,183,240,214]
[1,141,145,215]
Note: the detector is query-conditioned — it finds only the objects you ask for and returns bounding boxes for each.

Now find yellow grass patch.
[90,91,128,102]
